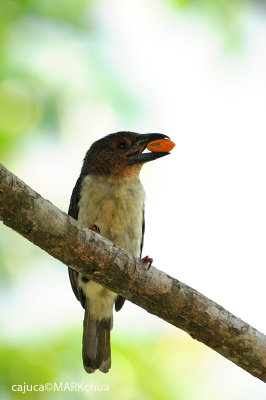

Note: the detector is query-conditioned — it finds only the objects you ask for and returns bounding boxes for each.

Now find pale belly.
[77,175,145,318]
[78,175,145,257]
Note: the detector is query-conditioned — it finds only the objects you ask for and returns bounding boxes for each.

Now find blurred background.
[0,0,266,399]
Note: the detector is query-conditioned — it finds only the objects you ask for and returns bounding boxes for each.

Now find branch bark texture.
[0,163,265,382]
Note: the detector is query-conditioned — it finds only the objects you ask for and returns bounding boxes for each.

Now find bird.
[68,131,171,373]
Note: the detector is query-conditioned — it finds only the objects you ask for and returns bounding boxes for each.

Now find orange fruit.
[147,138,175,152]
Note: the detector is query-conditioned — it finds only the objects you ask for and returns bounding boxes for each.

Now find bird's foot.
[89,224,100,234]
[141,255,153,269]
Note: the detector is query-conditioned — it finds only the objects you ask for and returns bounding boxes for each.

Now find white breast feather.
[77,175,145,319]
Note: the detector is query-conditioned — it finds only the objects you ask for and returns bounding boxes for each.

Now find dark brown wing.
[68,177,86,307]
[115,207,145,312]
[140,207,145,257]
[68,176,83,219]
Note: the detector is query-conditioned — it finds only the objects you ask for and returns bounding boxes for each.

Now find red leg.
[141,255,153,269]
[89,224,100,234]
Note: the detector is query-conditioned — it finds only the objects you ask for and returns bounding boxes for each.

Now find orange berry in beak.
[147,138,175,152]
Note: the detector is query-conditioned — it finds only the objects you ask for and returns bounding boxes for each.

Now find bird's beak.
[127,133,171,165]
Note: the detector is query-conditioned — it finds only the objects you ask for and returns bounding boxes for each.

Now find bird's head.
[81,131,171,179]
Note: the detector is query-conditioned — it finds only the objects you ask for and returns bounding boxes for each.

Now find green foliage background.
[0,1,265,399]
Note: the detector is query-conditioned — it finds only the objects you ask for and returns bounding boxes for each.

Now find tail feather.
[98,327,111,373]
[82,308,112,373]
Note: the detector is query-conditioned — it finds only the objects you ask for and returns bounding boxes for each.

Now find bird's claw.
[141,255,153,269]
[89,224,100,234]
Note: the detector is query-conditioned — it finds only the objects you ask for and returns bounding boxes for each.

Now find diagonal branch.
[0,162,265,382]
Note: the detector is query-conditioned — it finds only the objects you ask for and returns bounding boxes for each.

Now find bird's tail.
[82,308,112,373]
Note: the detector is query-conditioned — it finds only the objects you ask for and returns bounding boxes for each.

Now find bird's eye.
[118,142,127,149]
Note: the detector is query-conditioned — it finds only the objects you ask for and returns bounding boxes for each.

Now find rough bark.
[0,162,265,382]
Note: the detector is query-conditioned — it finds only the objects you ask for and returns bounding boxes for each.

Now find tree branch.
[0,162,265,382]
